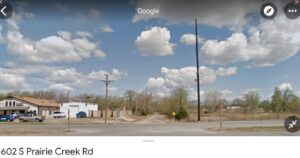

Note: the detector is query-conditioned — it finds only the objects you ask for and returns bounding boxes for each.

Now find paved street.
[0,119,299,136]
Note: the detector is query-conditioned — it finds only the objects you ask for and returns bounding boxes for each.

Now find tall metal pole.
[195,19,201,122]
[102,74,111,124]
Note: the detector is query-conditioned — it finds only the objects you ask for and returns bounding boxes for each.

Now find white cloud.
[47,68,85,85]
[161,66,237,87]
[144,66,237,98]
[200,33,250,65]
[43,68,127,93]
[88,68,127,81]
[75,31,93,38]
[5,30,106,64]
[0,25,4,43]
[102,87,118,92]
[57,31,71,40]
[100,25,114,33]
[219,89,233,96]
[216,67,237,76]
[278,83,293,91]
[201,14,300,66]
[146,77,166,89]
[135,26,175,56]
[48,84,73,92]
[180,33,203,45]
[0,68,29,91]
[2,10,106,64]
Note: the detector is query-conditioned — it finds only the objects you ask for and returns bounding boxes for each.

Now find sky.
[0,0,300,101]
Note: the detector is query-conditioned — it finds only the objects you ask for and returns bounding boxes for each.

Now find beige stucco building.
[0,96,59,117]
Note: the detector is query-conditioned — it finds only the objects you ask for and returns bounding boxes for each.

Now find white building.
[60,102,98,118]
[0,96,59,117]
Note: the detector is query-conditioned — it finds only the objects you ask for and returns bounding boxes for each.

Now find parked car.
[10,112,20,119]
[19,113,45,122]
[53,111,66,118]
[76,111,87,118]
[0,114,15,122]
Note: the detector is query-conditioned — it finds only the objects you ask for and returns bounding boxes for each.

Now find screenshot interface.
[0,0,300,138]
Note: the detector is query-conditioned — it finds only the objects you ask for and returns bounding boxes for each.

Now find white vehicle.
[19,114,45,122]
[10,112,19,118]
[53,111,66,118]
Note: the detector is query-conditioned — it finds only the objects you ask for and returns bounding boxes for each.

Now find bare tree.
[244,90,260,120]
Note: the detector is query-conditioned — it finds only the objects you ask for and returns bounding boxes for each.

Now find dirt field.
[187,109,300,122]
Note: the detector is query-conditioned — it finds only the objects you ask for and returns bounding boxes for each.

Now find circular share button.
[284,116,300,133]
[261,2,277,19]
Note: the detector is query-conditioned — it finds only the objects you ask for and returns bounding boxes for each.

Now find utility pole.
[219,100,223,131]
[101,74,112,124]
[195,18,201,122]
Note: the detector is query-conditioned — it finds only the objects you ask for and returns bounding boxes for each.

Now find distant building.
[60,102,98,118]
[0,96,59,117]
[227,106,241,110]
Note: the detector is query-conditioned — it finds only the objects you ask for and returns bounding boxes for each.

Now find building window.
[13,102,16,107]
[9,101,12,107]
[5,101,8,107]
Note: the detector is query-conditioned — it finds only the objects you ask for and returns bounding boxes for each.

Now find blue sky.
[1,0,300,101]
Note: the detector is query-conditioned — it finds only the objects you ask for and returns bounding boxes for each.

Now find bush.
[175,107,188,120]
[141,110,147,116]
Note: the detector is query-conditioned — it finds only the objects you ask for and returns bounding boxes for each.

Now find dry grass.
[187,108,300,122]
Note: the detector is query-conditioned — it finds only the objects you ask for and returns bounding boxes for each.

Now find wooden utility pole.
[219,100,223,131]
[253,104,256,120]
[195,19,201,122]
[101,74,112,124]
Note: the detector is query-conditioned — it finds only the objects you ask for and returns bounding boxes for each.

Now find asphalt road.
[0,119,299,136]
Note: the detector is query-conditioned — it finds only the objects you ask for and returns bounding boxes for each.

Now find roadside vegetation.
[1,86,299,121]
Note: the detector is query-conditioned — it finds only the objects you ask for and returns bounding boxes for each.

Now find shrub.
[175,107,188,120]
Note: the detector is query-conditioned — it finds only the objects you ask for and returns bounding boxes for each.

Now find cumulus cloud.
[135,26,175,56]
[0,68,29,91]
[180,33,203,45]
[199,9,300,66]
[75,31,93,38]
[57,31,72,40]
[48,84,73,92]
[2,9,106,64]
[144,66,237,98]
[5,30,106,64]
[100,25,114,33]
[42,68,127,93]
[88,68,128,81]
[132,0,260,27]
[47,68,85,86]
[278,83,293,91]
[146,77,166,90]
[161,66,237,87]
